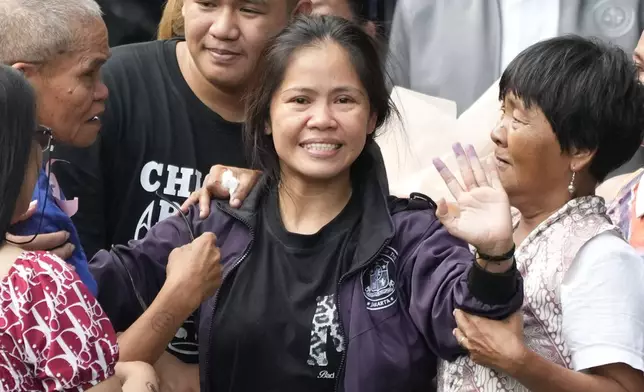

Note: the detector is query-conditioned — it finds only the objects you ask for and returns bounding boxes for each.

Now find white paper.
[377,81,501,202]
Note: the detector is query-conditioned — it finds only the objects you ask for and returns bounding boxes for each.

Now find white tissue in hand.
[221,169,239,196]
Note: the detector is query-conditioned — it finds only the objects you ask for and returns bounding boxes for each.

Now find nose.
[93,79,109,102]
[306,102,337,131]
[490,119,508,147]
[209,7,241,41]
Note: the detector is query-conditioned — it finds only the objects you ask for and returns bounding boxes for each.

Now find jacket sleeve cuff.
[467,259,520,305]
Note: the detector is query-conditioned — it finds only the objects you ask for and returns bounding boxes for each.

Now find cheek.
[184,12,212,43]
[271,118,306,151]
[507,129,561,175]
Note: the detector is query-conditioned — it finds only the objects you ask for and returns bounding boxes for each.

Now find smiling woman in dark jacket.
[89,15,523,392]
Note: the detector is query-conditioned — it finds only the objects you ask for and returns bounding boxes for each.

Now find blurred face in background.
[310,0,376,37]
[310,0,353,20]
[633,30,644,82]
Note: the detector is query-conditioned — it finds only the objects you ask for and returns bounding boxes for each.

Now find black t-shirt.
[209,188,361,392]
[51,38,247,362]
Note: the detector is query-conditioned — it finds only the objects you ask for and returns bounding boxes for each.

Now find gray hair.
[0,0,103,65]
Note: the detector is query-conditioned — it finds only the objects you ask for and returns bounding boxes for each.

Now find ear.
[292,0,312,17]
[11,62,41,80]
[181,0,186,18]
[265,123,272,135]
[569,147,595,173]
[367,113,377,135]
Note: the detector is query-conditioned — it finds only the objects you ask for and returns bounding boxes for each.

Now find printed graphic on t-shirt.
[307,294,345,379]
[135,160,204,240]
[136,160,204,360]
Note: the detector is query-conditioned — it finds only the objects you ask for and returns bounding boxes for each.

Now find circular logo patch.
[593,0,635,38]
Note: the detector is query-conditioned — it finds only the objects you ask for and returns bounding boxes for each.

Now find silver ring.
[459,336,466,345]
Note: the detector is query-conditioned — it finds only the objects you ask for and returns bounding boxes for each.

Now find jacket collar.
[217,143,395,270]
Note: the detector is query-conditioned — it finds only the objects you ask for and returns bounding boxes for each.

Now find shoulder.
[388,193,466,252]
[571,230,640,271]
[102,40,172,92]
[388,193,438,226]
[599,169,643,206]
[562,231,644,372]
[106,40,168,71]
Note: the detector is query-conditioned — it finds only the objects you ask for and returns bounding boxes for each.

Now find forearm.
[509,349,631,392]
[118,284,195,364]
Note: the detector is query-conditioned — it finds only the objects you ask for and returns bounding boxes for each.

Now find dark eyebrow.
[282,86,367,98]
[241,0,268,5]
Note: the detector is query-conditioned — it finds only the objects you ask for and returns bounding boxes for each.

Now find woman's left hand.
[434,143,514,256]
[453,309,527,374]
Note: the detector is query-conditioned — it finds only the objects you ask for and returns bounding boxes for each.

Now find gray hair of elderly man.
[0,0,102,65]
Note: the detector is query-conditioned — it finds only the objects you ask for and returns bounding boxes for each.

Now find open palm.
[433,143,513,256]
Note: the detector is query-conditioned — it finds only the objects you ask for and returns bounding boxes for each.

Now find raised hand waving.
[433,143,514,257]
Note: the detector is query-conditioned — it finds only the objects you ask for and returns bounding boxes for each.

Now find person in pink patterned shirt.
[0,65,157,391]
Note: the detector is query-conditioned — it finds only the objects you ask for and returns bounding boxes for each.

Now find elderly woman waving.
[436,36,644,392]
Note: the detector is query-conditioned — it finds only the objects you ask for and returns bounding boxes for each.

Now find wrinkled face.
[269,41,376,182]
[311,0,353,20]
[634,30,644,82]
[491,93,571,200]
[25,18,110,147]
[182,0,299,91]
[12,142,42,224]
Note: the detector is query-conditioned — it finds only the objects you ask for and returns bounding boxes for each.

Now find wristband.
[476,243,515,262]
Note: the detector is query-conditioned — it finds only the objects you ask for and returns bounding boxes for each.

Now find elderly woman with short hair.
[436,36,644,392]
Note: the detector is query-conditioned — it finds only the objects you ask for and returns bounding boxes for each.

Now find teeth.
[303,143,340,151]
[89,116,99,121]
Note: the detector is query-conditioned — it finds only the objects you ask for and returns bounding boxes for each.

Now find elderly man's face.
[19,18,110,147]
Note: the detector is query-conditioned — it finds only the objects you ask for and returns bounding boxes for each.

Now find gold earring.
[568,172,576,195]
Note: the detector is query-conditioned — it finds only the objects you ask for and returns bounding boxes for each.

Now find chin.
[70,128,100,148]
[199,62,249,89]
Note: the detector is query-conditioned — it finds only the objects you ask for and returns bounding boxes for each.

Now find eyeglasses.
[34,125,53,152]
[6,125,54,246]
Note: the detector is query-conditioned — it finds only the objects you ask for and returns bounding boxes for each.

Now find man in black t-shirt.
[52,0,314,387]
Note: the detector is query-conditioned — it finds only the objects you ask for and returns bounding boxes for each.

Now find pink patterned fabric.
[437,196,616,392]
[0,251,118,391]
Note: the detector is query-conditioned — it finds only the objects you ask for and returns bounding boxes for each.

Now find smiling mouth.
[300,143,342,151]
[209,48,241,56]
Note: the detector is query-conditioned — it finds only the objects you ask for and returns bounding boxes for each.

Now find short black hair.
[0,64,37,243]
[244,15,397,183]
[500,35,644,182]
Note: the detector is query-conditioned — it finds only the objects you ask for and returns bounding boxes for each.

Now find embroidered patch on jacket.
[362,246,398,310]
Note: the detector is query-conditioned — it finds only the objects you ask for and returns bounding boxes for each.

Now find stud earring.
[568,172,576,195]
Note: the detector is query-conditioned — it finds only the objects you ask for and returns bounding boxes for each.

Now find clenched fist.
[166,232,222,310]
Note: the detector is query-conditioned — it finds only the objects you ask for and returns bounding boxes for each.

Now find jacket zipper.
[204,205,255,392]
[334,238,391,392]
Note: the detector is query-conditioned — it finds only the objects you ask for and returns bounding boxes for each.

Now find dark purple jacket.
[89,155,523,392]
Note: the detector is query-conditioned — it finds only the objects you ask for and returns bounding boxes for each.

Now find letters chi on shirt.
[135,160,205,240]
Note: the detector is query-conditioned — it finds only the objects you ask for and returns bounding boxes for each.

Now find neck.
[512,186,595,245]
[278,171,353,235]
[176,42,246,122]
